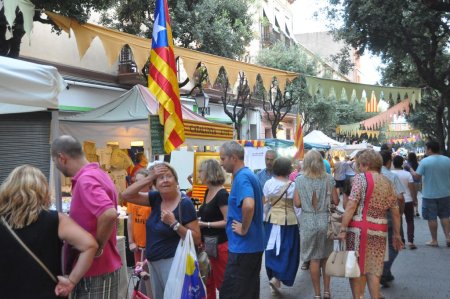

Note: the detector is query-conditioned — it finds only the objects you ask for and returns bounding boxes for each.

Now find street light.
[195,90,210,116]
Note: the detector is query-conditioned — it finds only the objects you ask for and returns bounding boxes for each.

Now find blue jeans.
[382,212,398,278]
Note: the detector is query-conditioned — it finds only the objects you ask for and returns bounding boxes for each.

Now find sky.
[291,0,382,85]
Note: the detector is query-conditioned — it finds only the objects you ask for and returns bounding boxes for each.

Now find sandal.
[301,261,310,270]
[314,296,321,299]
[323,291,331,298]
[425,241,438,247]
[408,243,417,250]
[269,277,281,295]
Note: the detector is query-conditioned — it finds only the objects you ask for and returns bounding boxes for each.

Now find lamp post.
[195,90,210,117]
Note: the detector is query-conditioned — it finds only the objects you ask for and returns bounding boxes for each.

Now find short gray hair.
[220,141,245,160]
[51,135,84,158]
[265,149,277,158]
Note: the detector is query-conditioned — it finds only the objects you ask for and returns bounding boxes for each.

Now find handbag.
[1,216,58,283]
[325,241,360,278]
[204,235,218,258]
[326,179,343,239]
[264,181,292,222]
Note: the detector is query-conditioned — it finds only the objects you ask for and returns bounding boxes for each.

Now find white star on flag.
[152,13,166,44]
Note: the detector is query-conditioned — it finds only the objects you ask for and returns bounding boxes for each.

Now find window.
[286,128,291,140]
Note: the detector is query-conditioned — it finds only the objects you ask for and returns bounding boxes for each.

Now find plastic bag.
[164,230,206,299]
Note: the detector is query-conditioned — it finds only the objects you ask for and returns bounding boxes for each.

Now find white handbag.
[325,241,360,278]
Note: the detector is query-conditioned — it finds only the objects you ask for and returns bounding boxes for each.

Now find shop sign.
[149,115,165,155]
[184,120,234,140]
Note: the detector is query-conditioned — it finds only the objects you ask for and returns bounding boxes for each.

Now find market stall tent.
[59,84,233,149]
[0,57,65,184]
[303,130,345,148]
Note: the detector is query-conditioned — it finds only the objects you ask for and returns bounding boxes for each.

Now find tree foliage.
[381,58,448,143]
[329,46,354,75]
[0,0,112,57]
[326,0,450,150]
[100,0,254,59]
[255,42,372,138]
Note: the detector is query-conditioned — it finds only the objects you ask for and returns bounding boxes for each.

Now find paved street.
[259,210,450,298]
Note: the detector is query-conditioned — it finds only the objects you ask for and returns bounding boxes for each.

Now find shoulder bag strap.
[271,181,293,208]
[1,216,57,283]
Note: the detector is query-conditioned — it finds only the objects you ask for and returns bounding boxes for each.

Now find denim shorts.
[422,196,450,220]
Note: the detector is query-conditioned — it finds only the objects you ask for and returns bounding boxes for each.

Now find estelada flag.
[294,114,304,160]
[148,0,185,154]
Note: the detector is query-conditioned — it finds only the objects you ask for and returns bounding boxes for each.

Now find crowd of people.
[0,135,449,299]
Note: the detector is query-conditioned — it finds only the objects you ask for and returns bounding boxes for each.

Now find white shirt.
[391,169,414,203]
[263,177,296,199]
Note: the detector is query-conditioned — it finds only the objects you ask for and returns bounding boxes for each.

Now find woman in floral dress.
[338,149,403,299]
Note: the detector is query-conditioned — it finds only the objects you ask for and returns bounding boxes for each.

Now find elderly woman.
[263,157,299,294]
[294,150,339,299]
[0,165,98,298]
[197,159,229,299]
[121,162,200,299]
[338,149,403,299]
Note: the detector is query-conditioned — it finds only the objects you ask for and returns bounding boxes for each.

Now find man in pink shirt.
[52,135,122,298]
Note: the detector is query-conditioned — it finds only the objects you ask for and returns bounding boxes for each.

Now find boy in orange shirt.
[127,169,151,263]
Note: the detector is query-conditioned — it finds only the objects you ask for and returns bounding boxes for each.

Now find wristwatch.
[173,222,181,231]
[340,227,348,233]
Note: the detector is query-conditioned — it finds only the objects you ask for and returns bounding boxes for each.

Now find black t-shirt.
[198,188,229,244]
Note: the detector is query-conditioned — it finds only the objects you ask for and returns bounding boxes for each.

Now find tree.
[214,68,251,139]
[329,46,354,75]
[326,0,450,150]
[100,0,254,59]
[255,42,372,137]
[381,58,447,143]
[261,80,298,138]
[256,43,321,136]
[0,1,112,57]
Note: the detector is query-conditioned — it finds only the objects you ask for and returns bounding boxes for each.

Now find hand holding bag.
[326,178,343,239]
[325,241,360,278]
[164,229,207,299]
[178,199,211,284]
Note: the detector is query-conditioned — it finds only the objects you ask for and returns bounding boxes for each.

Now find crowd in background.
[0,136,449,299]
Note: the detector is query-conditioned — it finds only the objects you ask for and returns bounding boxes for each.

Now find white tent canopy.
[59,84,216,148]
[303,130,345,147]
[0,57,65,114]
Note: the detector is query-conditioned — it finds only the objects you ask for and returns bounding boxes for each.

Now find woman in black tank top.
[0,165,98,298]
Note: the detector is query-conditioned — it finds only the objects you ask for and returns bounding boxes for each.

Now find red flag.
[294,114,304,159]
[148,0,185,154]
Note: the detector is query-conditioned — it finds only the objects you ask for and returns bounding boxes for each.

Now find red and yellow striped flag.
[148,0,185,154]
[294,114,304,160]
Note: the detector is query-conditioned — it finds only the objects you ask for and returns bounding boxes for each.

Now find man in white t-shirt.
[392,155,417,249]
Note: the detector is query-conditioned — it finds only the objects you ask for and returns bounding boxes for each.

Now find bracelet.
[95,248,104,258]
[170,221,179,229]
[340,227,348,233]
[208,222,211,229]
[67,276,76,285]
